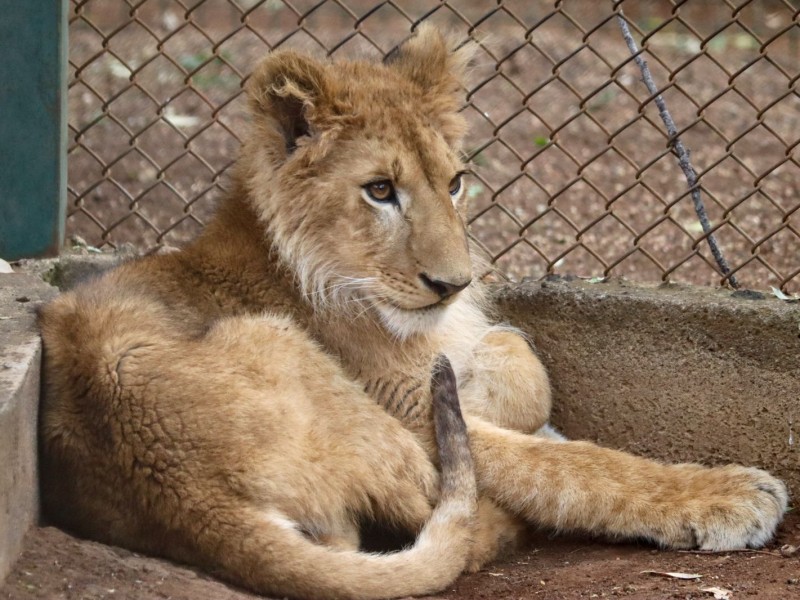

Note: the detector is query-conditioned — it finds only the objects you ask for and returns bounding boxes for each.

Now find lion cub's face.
[243,26,476,338]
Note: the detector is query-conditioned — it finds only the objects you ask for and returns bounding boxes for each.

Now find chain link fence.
[68,0,800,292]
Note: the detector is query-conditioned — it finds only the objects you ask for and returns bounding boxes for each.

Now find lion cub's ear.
[385,24,473,92]
[246,52,334,159]
[385,24,474,145]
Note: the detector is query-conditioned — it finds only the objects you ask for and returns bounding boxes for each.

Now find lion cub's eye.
[449,174,462,196]
[364,180,397,204]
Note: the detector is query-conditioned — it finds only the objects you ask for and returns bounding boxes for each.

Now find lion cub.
[40,24,787,600]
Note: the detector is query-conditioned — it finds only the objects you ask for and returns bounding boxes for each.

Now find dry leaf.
[701,586,732,600]
[641,570,702,580]
[164,108,200,129]
[771,286,800,302]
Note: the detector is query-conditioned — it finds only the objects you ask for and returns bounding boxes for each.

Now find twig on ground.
[677,548,781,557]
[615,12,740,289]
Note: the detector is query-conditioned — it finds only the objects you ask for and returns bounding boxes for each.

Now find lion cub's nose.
[419,273,472,300]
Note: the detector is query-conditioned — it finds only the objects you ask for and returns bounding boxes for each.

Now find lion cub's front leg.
[469,418,788,550]
[457,329,553,435]
[459,329,786,550]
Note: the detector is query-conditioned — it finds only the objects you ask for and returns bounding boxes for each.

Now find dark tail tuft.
[430,354,472,483]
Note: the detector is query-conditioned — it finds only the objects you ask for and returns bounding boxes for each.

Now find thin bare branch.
[615,11,740,289]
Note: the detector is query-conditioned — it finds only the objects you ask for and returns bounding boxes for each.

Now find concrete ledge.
[0,274,56,582]
[494,277,800,497]
[14,251,128,291]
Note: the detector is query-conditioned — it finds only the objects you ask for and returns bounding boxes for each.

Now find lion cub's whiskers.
[304,274,379,310]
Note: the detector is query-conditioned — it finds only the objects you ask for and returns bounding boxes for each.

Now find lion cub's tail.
[220,356,476,600]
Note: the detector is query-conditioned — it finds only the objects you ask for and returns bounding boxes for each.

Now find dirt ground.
[3,513,798,600]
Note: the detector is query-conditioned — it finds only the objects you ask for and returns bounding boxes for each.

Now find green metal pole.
[0,0,68,260]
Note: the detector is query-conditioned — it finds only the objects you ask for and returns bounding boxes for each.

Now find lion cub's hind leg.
[198,315,444,549]
[211,346,478,600]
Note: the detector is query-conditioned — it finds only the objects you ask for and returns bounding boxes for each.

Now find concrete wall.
[494,276,800,496]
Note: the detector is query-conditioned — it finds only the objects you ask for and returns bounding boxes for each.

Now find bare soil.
[3,513,799,600]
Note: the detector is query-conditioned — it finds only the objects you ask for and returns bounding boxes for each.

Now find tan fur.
[39,25,787,600]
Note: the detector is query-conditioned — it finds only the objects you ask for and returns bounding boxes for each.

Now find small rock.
[779,544,798,557]
[69,234,88,248]
[731,289,765,300]
[0,258,13,273]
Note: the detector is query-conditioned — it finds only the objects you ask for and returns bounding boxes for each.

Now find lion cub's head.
[241,25,477,338]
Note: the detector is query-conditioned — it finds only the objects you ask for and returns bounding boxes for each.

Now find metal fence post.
[0,0,68,260]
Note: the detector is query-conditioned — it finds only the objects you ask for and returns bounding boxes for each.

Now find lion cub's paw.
[673,465,788,551]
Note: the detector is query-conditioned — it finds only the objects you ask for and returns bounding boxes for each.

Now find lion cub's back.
[37,261,196,539]
[36,256,379,552]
